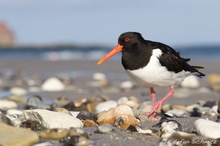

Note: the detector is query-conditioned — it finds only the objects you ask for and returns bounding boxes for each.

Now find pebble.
[0,100,18,109]
[138,101,152,113]
[194,118,220,139]
[200,107,217,116]
[10,87,27,96]
[97,124,114,134]
[95,100,117,113]
[55,107,72,115]
[33,142,54,146]
[5,95,27,104]
[165,109,188,117]
[0,123,39,145]
[120,80,135,92]
[93,72,107,81]
[21,109,83,129]
[161,104,172,112]
[39,128,69,140]
[157,119,183,138]
[41,77,65,91]
[76,110,97,121]
[97,105,140,128]
[0,114,14,126]
[207,74,220,84]
[6,110,23,127]
[7,109,23,115]
[186,103,201,112]
[117,96,139,109]
[26,95,51,109]
[88,72,109,87]
[180,75,200,88]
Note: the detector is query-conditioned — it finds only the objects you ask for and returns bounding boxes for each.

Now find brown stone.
[0,123,39,145]
[97,105,140,128]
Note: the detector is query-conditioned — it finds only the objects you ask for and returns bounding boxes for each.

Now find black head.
[97,31,146,65]
[118,32,145,52]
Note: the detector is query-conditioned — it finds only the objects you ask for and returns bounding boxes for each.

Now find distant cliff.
[0,22,15,46]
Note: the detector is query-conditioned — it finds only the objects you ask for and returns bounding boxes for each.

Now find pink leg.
[150,87,156,109]
[148,87,175,120]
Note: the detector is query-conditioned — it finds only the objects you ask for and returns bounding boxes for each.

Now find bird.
[97,32,205,120]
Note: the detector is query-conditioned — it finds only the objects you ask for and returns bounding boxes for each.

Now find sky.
[0,0,220,46]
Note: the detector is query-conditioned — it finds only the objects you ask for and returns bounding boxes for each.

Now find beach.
[0,58,220,145]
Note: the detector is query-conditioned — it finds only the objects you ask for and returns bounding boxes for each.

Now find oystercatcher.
[97,32,205,120]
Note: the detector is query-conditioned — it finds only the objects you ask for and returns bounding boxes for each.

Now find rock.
[63,99,89,112]
[180,75,200,88]
[55,108,71,115]
[186,104,201,112]
[207,74,220,84]
[154,118,183,138]
[10,87,27,96]
[203,100,216,108]
[97,105,140,128]
[26,95,51,110]
[172,105,186,110]
[38,127,89,145]
[199,107,216,116]
[0,114,14,125]
[33,142,54,146]
[6,110,23,127]
[207,74,220,91]
[0,99,17,109]
[41,77,65,91]
[21,109,83,129]
[76,110,97,121]
[135,126,153,135]
[212,105,218,114]
[88,72,109,87]
[190,108,202,117]
[95,100,117,113]
[165,109,189,117]
[76,110,98,127]
[5,95,26,104]
[97,124,114,134]
[117,96,139,109]
[0,123,39,145]
[139,101,152,113]
[161,104,172,112]
[194,118,220,139]
[93,72,107,81]
[120,80,135,92]
[39,128,69,140]
[7,109,23,115]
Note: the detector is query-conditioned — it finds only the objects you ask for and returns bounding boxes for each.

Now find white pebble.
[41,77,65,91]
[180,75,200,88]
[194,118,220,139]
[95,100,117,113]
[0,100,17,109]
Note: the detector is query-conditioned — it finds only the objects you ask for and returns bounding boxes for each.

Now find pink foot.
[148,101,163,120]
[148,87,175,120]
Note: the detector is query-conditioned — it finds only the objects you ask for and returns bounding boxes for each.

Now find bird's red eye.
[125,37,131,42]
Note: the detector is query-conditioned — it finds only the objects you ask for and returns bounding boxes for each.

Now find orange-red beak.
[97,44,123,65]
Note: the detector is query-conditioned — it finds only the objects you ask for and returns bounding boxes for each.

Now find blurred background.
[0,0,219,60]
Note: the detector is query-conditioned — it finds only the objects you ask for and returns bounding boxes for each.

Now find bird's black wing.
[154,42,205,77]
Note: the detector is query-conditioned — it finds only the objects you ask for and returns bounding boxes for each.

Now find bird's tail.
[190,65,205,77]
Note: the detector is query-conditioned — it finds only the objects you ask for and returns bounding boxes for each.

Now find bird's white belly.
[126,49,191,88]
